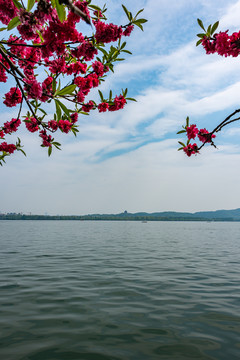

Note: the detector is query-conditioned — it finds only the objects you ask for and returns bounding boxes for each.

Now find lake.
[0,220,239,360]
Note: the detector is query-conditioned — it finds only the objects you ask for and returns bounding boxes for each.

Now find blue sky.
[1,0,240,215]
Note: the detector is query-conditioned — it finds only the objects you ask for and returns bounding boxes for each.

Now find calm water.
[0,220,240,360]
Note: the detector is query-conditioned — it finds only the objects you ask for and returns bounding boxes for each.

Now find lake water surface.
[0,220,240,360]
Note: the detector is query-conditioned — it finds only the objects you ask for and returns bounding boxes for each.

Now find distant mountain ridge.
[114,208,240,220]
[1,208,240,221]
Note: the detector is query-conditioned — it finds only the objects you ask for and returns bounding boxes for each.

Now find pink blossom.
[25,117,39,133]
[95,21,123,44]
[48,120,58,131]
[0,142,16,154]
[41,76,53,102]
[186,124,199,140]
[3,88,22,107]
[98,102,109,112]
[66,62,87,75]
[183,143,199,157]
[82,101,94,112]
[4,118,21,134]
[72,41,98,61]
[92,61,104,77]
[40,130,52,147]
[0,0,18,25]
[24,77,42,99]
[109,95,126,111]
[198,128,216,143]
[58,119,72,133]
[76,91,85,103]
[123,25,134,37]
[70,113,78,124]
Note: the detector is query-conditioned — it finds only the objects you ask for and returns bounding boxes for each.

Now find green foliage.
[122,5,147,31]
[55,0,66,22]
[196,19,219,46]
[27,0,36,11]
[7,16,20,30]
[12,0,23,9]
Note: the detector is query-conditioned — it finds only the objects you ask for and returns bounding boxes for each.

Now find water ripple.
[0,221,240,360]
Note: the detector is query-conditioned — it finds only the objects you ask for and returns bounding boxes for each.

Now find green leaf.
[196,39,203,46]
[178,141,185,147]
[186,116,189,127]
[36,30,44,42]
[126,97,137,102]
[120,41,126,49]
[48,146,52,157]
[79,111,89,115]
[0,27,7,32]
[27,0,35,11]
[12,0,23,9]
[196,33,205,38]
[207,24,211,35]
[197,18,206,32]
[108,64,114,72]
[134,18,148,24]
[211,21,219,35]
[88,4,102,11]
[98,90,104,102]
[52,78,57,94]
[109,90,112,100]
[122,4,130,20]
[135,9,144,18]
[56,100,70,117]
[7,16,20,30]
[97,46,108,56]
[122,49,132,55]
[39,108,47,116]
[56,84,77,96]
[55,0,66,22]
[177,130,186,134]
[19,148,26,156]
[56,79,61,94]
[55,100,62,120]
[134,22,143,31]
[51,0,56,8]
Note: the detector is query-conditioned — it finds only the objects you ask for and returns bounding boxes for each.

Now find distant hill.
[194,208,240,220]
[1,208,240,221]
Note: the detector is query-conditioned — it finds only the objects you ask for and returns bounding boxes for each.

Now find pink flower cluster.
[40,129,52,147]
[183,124,216,157]
[0,0,138,162]
[0,142,16,153]
[25,117,39,133]
[3,88,22,107]
[109,95,126,111]
[0,0,17,25]
[95,21,123,44]
[4,118,21,134]
[183,143,199,157]
[58,120,72,133]
[202,30,240,57]
[186,124,216,143]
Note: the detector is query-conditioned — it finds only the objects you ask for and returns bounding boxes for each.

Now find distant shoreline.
[0,214,239,222]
